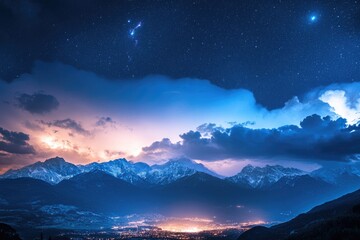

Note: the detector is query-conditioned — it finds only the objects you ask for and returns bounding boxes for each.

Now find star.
[308,13,319,24]
[129,21,142,38]
[128,21,142,46]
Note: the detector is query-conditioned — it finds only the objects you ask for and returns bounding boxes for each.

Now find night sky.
[1,0,360,175]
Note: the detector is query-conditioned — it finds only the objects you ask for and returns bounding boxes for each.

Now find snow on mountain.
[146,158,221,185]
[227,164,306,188]
[311,163,360,184]
[0,157,218,186]
[78,158,150,185]
[1,157,81,184]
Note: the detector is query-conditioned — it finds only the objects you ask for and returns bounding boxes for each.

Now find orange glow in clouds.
[41,136,63,150]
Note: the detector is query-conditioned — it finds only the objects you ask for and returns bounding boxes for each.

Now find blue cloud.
[16,92,59,114]
[141,114,360,162]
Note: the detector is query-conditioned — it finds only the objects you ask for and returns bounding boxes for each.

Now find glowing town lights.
[240,220,266,227]
[110,215,268,235]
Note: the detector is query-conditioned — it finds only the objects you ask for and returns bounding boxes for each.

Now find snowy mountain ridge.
[1,157,80,184]
[0,157,220,185]
[227,164,306,188]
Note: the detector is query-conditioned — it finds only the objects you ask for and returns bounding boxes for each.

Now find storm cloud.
[16,92,59,114]
[140,114,360,162]
[0,127,35,154]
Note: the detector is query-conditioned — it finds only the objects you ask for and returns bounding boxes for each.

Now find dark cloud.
[140,138,183,161]
[23,120,44,131]
[0,127,35,154]
[143,138,178,153]
[96,117,116,127]
[16,92,59,114]
[141,115,360,162]
[40,118,89,135]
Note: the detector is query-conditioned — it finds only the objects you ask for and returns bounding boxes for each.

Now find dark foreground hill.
[238,188,360,240]
[0,223,21,240]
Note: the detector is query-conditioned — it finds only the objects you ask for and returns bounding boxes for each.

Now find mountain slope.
[238,188,360,240]
[311,163,360,184]
[311,164,360,196]
[227,165,305,188]
[147,158,221,184]
[78,158,150,185]
[0,177,55,206]
[55,170,147,214]
[1,156,220,185]
[154,172,261,221]
[0,157,80,184]
[0,223,21,240]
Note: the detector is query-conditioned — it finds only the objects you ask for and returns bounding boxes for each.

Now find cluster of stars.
[2,0,360,109]
[128,20,143,46]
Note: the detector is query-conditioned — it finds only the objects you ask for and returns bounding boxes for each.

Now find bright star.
[128,21,143,47]
[129,21,142,38]
[308,13,319,24]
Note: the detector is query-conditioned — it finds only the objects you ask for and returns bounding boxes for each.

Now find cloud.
[23,120,44,131]
[319,90,360,124]
[196,123,224,136]
[1,61,360,168]
[2,61,342,130]
[95,116,116,127]
[304,82,360,124]
[40,118,89,136]
[0,127,35,154]
[139,114,360,163]
[16,92,59,114]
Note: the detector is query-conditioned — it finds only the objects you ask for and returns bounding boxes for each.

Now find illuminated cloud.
[0,61,360,170]
[140,114,360,163]
[40,118,90,136]
[319,90,360,124]
[306,82,360,124]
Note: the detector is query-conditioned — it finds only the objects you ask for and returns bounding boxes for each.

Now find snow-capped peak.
[311,162,360,184]
[77,158,150,185]
[1,157,80,184]
[0,156,219,185]
[227,164,306,188]
[146,158,221,184]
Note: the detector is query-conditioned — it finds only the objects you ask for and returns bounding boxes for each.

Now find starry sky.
[1,0,360,175]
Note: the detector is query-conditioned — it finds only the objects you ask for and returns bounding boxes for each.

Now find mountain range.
[0,156,220,185]
[4,157,360,189]
[2,157,360,239]
[226,164,306,188]
[2,157,360,213]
